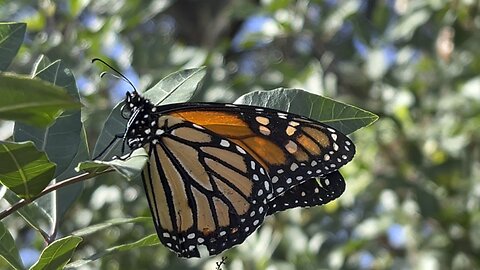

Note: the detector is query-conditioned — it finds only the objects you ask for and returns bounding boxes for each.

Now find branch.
[0,169,114,220]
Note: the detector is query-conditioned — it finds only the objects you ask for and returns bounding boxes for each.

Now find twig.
[0,169,114,220]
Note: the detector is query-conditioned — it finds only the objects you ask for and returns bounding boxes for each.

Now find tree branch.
[0,169,114,220]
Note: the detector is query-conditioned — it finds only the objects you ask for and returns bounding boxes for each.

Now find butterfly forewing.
[141,114,272,257]
[160,102,355,200]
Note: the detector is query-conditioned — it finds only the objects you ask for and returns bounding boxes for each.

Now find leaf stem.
[0,169,113,221]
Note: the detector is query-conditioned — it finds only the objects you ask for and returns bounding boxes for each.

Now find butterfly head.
[123,91,146,117]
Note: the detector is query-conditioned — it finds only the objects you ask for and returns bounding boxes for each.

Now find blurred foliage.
[1,0,479,269]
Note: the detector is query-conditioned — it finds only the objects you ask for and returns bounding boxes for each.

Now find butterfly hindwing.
[141,114,272,257]
[266,171,346,215]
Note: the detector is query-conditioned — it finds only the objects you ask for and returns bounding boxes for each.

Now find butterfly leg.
[93,133,124,160]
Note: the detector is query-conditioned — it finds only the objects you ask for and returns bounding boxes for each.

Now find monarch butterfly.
[95,60,355,258]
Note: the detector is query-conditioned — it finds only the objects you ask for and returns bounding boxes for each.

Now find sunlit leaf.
[66,234,159,268]
[31,55,52,75]
[235,88,378,134]
[0,222,24,270]
[29,236,82,270]
[14,60,82,176]
[0,73,81,127]
[0,22,26,71]
[0,141,55,199]
[142,66,206,105]
[54,129,88,222]
[2,190,51,237]
[71,217,151,237]
[91,102,126,160]
[76,148,148,181]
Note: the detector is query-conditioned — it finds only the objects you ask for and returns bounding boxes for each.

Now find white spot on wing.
[289,121,300,127]
[290,163,299,171]
[220,140,230,147]
[272,176,279,183]
[236,146,247,154]
[333,143,339,151]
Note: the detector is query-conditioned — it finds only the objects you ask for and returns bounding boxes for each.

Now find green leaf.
[71,217,151,237]
[10,128,87,237]
[14,60,82,176]
[106,233,159,251]
[0,73,81,127]
[29,236,82,270]
[0,22,26,71]
[67,217,155,268]
[93,67,204,159]
[91,102,126,160]
[0,141,56,199]
[66,234,159,268]
[235,88,378,134]
[142,66,206,105]
[76,148,148,181]
[54,128,87,222]
[0,222,24,270]
[31,55,52,76]
[6,60,82,228]
[2,190,51,237]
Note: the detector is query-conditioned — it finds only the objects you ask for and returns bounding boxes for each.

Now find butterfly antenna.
[99,71,133,87]
[92,58,137,92]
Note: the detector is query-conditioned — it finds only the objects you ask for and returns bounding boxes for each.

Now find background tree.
[1,0,479,269]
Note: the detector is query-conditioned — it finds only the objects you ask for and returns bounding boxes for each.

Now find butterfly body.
[120,91,355,257]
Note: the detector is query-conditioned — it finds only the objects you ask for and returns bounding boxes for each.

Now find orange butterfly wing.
[164,103,355,199]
